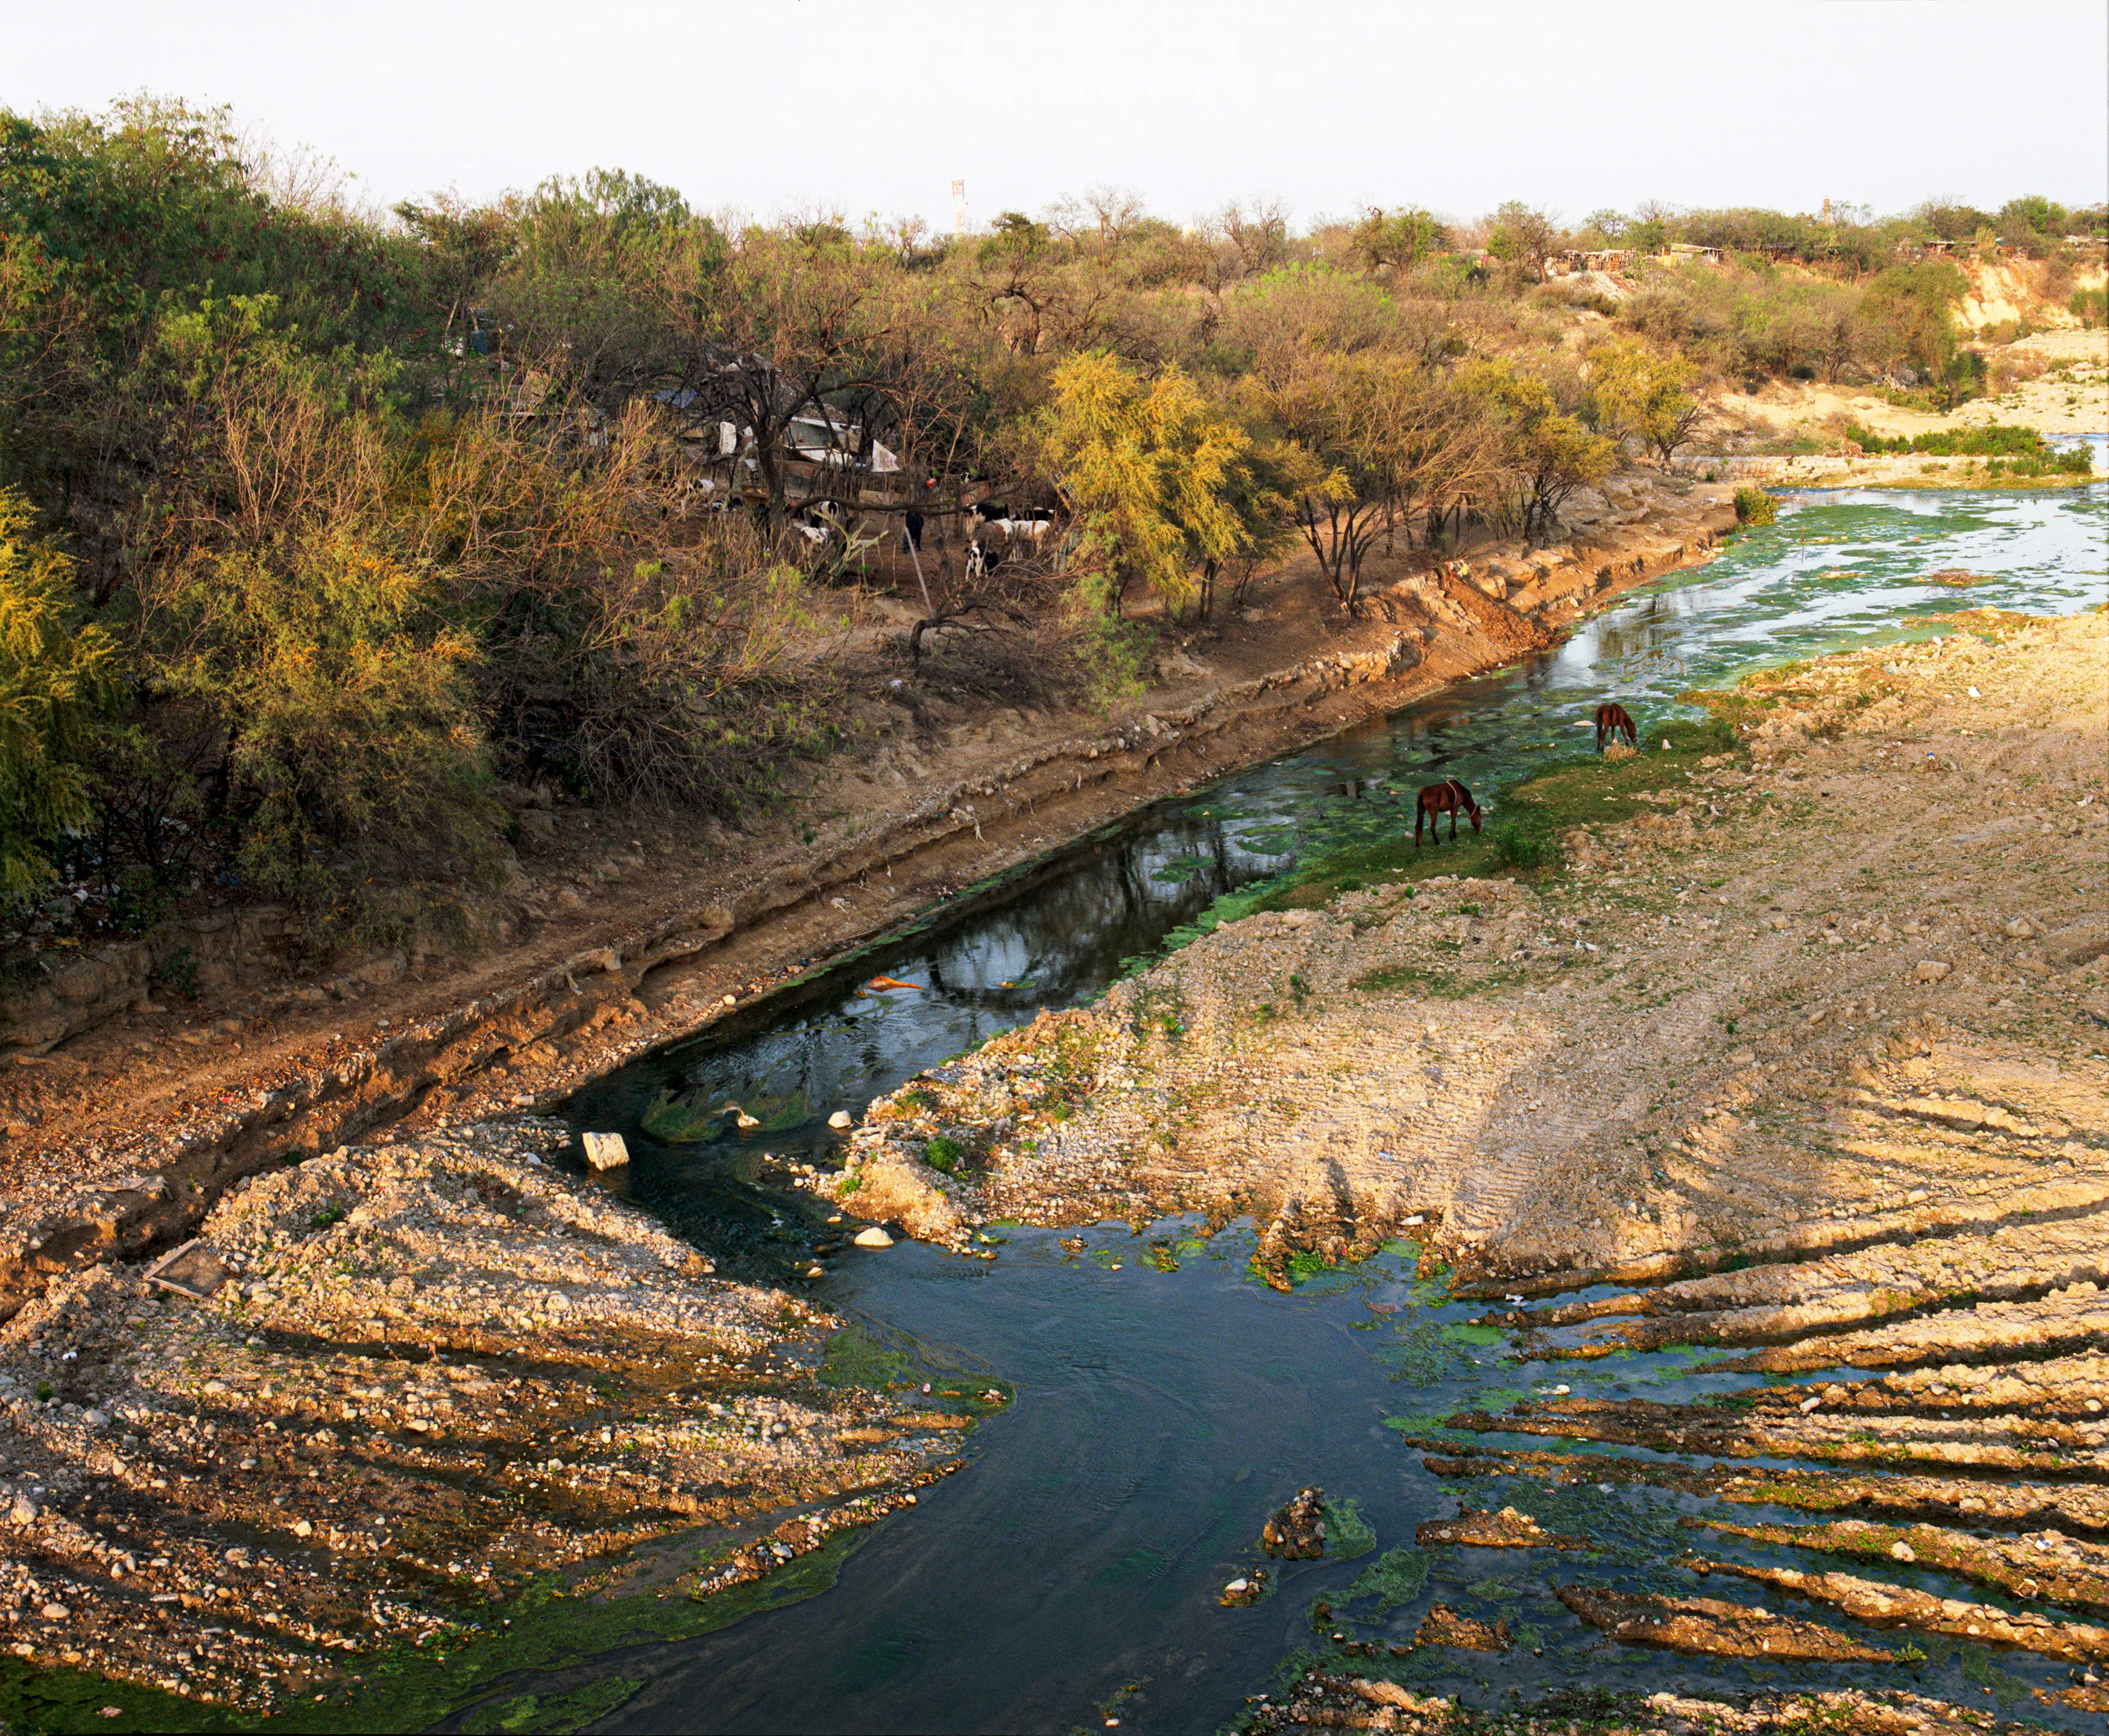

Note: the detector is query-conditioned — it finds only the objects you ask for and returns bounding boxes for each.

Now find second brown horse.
[1415,778,1482,845]
[1596,702,1637,749]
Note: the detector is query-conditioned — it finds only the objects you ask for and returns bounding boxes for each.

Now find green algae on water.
[818,1325,914,1388]
[1319,1496,1375,1562]
[638,1090,730,1143]
[460,1674,640,1733]
[0,1529,878,1736]
[304,1527,875,1734]
[1340,1546,1431,1616]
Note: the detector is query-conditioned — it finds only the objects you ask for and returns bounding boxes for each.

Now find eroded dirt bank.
[0,476,1741,1717]
[0,477,1733,1330]
[830,609,2109,1728]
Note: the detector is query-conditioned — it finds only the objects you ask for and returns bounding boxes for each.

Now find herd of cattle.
[786,498,1062,578]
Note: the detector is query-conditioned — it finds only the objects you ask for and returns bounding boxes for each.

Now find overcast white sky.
[8,0,2105,229]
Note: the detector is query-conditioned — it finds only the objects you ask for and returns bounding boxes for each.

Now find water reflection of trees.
[592,488,2108,1179]
[631,808,1294,1139]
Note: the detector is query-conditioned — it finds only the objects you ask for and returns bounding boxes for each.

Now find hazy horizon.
[8,0,2106,231]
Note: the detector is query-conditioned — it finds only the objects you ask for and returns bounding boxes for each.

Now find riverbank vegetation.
[1,96,2099,959]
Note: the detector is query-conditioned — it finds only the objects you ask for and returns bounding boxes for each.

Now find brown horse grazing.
[1596,702,1638,749]
[1415,778,1482,846]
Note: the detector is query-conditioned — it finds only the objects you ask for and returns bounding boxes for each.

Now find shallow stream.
[548,487,2105,1734]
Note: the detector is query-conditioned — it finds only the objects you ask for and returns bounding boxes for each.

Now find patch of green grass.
[1490,813,1556,870]
[1351,962,1522,1000]
[1240,726,1742,922]
[817,1326,912,1389]
[922,1136,962,1173]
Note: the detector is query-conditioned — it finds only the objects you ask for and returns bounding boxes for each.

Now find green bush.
[1906,422,2054,458]
[1841,422,2089,474]
[1732,487,1777,525]
[1843,421,1912,455]
[1490,815,1557,871]
[924,1135,962,1172]
[2071,286,2107,329]
[0,491,113,908]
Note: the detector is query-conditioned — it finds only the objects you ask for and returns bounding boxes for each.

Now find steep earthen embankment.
[0,478,1734,1326]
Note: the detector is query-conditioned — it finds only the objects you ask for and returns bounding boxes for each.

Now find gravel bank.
[0,1121,986,1712]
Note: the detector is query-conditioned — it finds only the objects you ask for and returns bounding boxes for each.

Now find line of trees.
[0,95,2082,955]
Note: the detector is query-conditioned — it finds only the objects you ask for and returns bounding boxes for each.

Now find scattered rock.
[581,1131,629,1171]
[142,1240,230,1300]
[1412,1603,1512,1652]
[828,1111,854,1131]
[1912,960,1952,982]
[853,1227,895,1248]
[1557,1585,1893,1662]
[842,1151,965,1244]
[1261,1487,1328,1559]
[1416,1506,1575,1550]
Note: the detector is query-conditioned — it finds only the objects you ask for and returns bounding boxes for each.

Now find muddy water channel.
[555,488,2105,1734]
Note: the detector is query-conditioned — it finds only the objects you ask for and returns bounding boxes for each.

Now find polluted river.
[530,486,2106,1734]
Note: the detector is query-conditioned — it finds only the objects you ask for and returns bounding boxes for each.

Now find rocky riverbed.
[0,1119,989,1714]
[826,608,2109,1729]
[0,476,1745,1721]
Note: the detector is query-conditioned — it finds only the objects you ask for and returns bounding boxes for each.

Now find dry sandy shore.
[834,609,2109,1729]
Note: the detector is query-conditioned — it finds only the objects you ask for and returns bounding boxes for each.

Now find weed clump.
[1490,814,1557,871]
[1732,486,1777,526]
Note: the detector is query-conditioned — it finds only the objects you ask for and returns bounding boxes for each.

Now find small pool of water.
[545,487,2105,1734]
